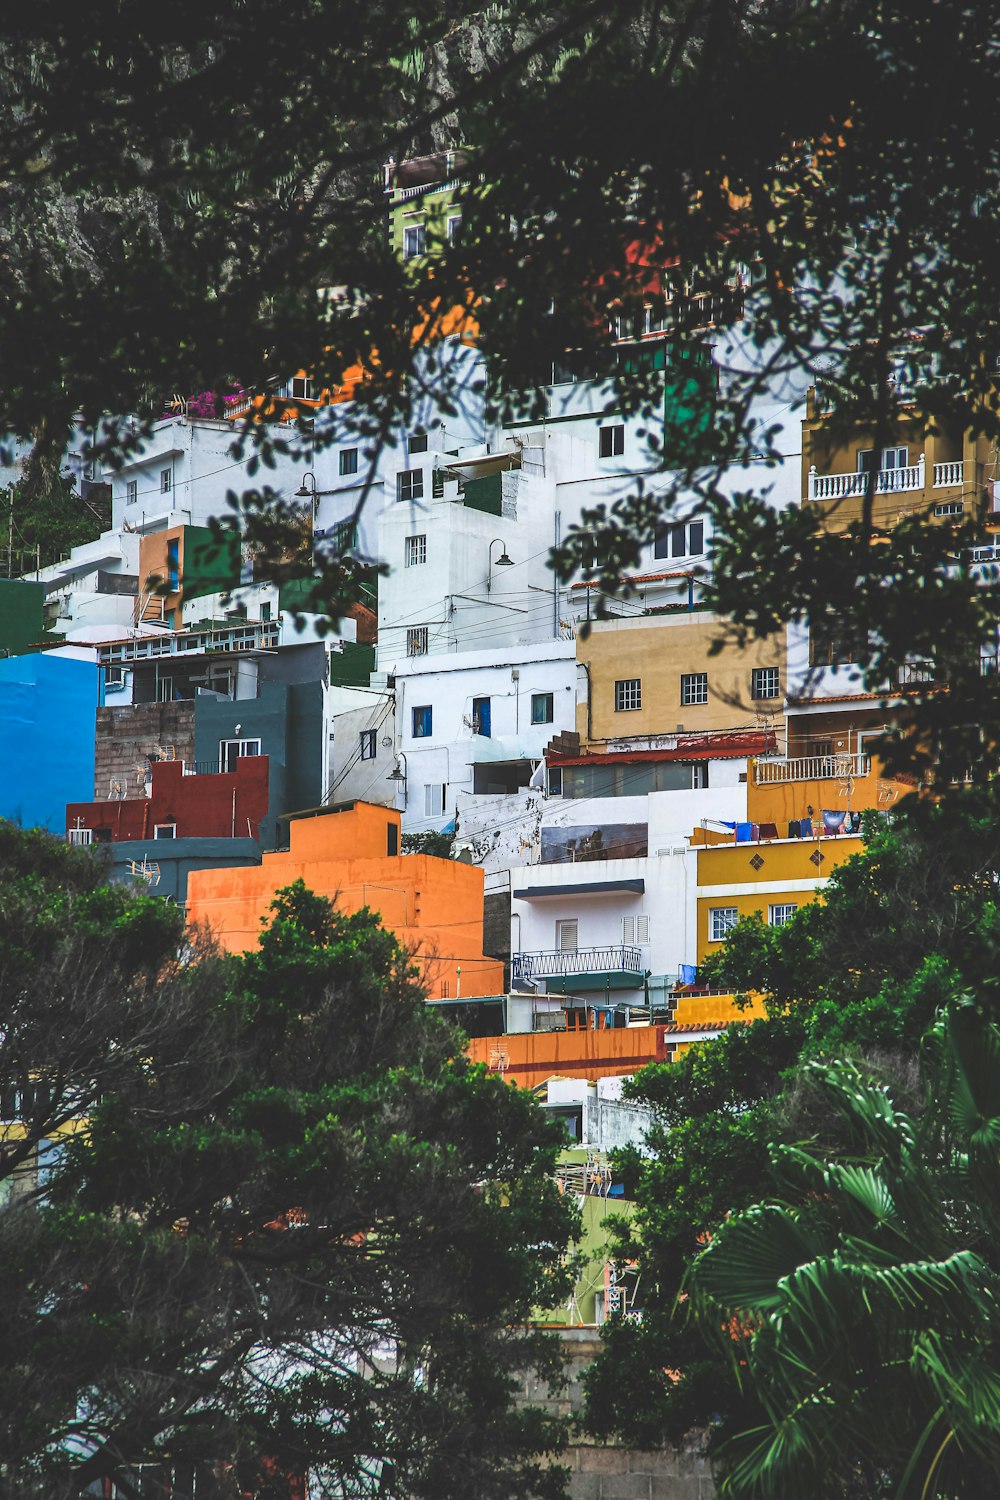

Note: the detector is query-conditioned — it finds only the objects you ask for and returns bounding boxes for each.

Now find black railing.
[512,945,643,980]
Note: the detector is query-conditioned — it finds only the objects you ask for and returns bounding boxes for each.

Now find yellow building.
[801,382,997,535]
[576,612,787,746]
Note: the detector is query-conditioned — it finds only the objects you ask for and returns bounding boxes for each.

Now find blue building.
[0,651,101,832]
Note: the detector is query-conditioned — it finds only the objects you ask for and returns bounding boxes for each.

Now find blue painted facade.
[0,653,102,832]
[103,837,262,905]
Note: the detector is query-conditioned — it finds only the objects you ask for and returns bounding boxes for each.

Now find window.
[290,376,313,401]
[769,903,799,927]
[531,692,554,725]
[681,672,709,706]
[599,424,625,458]
[339,448,358,476]
[471,696,491,736]
[408,430,428,455]
[412,705,433,738]
[615,678,642,712]
[126,479,137,505]
[157,676,174,703]
[424,783,446,816]
[160,468,172,494]
[93,827,113,843]
[67,827,93,847]
[167,538,179,591]
[403,223,426,260]
[934,501,964,517]
[397,469,424,503]
[220,737,262,772]
[153,823,177,840]
[405,534,427,567]
[556,918,579,952]
[406,626,429,657]
[856,448,874,474]
[654,519,705,559]
[709,906,739,942]
[447,214,462,244]
[882,445,908,470]
[622,915,650,945]
[359,729,376,760]
[260,602,272,622]
[104,665,125,691]
[751,666,780,700]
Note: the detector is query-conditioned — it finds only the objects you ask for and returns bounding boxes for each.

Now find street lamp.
[386,751,407,806]
[487,537,514,593]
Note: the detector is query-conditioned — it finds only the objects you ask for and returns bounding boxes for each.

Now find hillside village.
[2,147,997,1359]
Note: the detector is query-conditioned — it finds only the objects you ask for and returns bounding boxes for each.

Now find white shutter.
[636,914,650,943]
[622,916,635,945]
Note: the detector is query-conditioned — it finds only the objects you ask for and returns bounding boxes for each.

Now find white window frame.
[751,666,781,700]
[153,823,177,840]
[423,783,446,817]
[157,676,174,703]
[934,501,964,518]
[615,678,642,712]
[219,737,262,772]
[681,672,709,706]
[397,468,424,503]
[126,479,137,504]
[160,468,172,494]
[447,214,462,244]
[290,376,313,401]
[709,906,739,942]
[556,918,579,952]
[769,903,799,927]
[406,625,429,657]
[403,223,426,260]
[599,424,625,459]
[531,692,554,725]
[405,534,427,568]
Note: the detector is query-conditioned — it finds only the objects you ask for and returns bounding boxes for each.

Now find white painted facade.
[509,772,751,1010]
[326,685,397,808]
[390,640,577,831]
[32,529,140,640]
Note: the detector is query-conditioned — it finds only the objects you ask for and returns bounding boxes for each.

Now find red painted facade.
[66,756,269,842]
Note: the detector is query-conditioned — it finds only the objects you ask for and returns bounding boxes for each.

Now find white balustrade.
[808,456,925,502]
[755,753,870,784]
[933,460,965,488]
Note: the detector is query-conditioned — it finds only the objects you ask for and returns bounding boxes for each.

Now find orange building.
[185,800,504,1000]
[467,992,768,1090]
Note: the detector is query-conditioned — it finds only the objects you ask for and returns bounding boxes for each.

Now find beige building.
[576,611,787,746]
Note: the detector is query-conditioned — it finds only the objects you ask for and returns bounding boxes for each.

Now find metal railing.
[512,945,643,980]
[755,753,870,784]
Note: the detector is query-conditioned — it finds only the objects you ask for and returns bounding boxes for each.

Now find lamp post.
[487,537,514,593]
[386,751,407,807]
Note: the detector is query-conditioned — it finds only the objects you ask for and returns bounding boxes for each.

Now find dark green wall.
[0,580,46,654]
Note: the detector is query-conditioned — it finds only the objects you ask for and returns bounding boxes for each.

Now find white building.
[389,640,577,831]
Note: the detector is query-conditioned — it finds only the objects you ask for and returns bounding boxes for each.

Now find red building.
[66,756,269,844]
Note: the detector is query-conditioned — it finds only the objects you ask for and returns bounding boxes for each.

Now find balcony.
[754,753,870,784]
[807,457,965,504]
[512,945,644,993]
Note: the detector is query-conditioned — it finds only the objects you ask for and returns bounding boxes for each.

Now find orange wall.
[185,801,504,1000]
[468,1026,669,1088]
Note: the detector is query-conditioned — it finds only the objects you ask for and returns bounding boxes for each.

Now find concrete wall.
[105,837,262,905]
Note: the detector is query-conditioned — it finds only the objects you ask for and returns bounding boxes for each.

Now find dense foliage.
[690,1003,1000,1499]
[0,833,577,1499]
[6,3,1000,769]
[584,790,1000,1479]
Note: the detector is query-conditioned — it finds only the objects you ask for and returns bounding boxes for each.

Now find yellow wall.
[696,834,862,964]
[185,801,504,1000]
[577,613,787,744]
[800,387,990,533]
